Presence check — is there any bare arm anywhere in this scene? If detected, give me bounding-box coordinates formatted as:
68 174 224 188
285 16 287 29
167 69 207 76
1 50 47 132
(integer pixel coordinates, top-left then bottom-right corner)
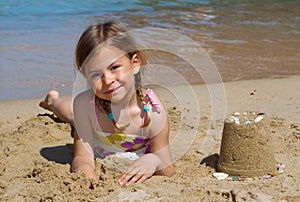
147 91 175 176
71 91 98 182
118 92 175 186
72 130 97 181
150 120 175 177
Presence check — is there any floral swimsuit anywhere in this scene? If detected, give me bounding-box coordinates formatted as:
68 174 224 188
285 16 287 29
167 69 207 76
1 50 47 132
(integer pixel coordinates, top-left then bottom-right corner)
92 89 160 159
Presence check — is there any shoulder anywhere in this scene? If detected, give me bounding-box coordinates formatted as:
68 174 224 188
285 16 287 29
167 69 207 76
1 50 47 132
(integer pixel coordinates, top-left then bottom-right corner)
73 89 95 117
72 90 95 135
73 89 94 108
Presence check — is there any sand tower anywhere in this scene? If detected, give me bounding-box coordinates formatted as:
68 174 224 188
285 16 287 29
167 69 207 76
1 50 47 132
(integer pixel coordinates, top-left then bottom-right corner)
217 112 276 177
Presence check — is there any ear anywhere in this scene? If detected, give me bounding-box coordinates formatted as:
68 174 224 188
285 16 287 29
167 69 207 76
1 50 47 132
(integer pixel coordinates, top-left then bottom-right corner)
131 53 141 74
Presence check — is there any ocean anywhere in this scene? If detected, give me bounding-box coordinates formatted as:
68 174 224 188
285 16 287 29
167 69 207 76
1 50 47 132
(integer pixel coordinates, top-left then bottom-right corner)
1 0 300 101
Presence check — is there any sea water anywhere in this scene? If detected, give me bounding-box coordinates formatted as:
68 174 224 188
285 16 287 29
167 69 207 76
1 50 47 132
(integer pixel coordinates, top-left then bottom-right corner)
1 0 300 100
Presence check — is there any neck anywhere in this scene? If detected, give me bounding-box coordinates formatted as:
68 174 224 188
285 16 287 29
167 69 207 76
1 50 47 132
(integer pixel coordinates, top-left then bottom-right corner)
111 88 138 116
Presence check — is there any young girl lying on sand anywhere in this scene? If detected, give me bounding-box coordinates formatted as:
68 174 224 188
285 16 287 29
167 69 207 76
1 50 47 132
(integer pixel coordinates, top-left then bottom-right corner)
40 20 175 188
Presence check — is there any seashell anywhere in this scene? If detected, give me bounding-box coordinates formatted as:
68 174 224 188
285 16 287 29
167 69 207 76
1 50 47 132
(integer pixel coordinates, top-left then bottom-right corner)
269 171 279 176
213 172 229 180
116 152 139 161
259 174 272 179
227 116 240 124
232 176 240 181
227 116 238 122
233 112 240 116
277 164 285 174
254 116 264 123
244 120 252 125
244 112 248 115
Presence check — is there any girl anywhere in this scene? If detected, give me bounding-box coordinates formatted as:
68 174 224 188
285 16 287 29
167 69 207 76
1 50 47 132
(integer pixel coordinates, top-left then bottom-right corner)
39 20 175 187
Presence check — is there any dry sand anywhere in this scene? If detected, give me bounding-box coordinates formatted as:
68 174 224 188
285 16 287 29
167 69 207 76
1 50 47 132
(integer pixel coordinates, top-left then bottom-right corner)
0 76 299 201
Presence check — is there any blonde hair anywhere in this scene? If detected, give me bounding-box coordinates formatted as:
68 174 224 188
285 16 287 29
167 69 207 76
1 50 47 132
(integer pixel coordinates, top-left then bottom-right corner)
75 20 150 129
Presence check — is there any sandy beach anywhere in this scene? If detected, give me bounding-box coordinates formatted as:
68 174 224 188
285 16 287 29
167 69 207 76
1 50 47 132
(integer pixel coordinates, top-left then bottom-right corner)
0 76 299 201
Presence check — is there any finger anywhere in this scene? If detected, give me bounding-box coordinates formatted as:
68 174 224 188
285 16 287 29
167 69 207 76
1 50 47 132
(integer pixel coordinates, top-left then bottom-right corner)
126 173 143 186
118 171 135 186
119 166 139 186
136 174 151 184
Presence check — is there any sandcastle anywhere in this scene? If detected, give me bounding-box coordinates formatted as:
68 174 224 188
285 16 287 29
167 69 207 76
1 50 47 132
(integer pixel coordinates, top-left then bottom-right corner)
217 111 276 177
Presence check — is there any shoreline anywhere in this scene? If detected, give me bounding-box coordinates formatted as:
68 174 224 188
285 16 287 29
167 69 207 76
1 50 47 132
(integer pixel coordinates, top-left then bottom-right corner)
1 75 299 122
1 70 300 102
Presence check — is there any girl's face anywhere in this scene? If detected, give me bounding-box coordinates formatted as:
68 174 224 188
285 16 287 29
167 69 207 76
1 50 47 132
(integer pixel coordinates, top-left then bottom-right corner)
84 46 140 103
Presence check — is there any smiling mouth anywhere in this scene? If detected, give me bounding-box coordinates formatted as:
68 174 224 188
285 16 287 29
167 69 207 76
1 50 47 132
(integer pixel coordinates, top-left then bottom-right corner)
106 86 121 94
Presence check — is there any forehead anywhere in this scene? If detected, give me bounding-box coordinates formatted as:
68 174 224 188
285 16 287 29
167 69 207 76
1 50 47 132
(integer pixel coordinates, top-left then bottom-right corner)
85 46 127 71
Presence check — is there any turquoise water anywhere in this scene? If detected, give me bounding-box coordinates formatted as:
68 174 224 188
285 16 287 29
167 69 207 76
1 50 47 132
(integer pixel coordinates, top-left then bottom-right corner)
1 0 300 100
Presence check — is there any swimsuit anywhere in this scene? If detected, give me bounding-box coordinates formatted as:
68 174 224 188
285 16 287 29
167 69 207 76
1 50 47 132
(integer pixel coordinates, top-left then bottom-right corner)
92 89 160 159
93 131 151 159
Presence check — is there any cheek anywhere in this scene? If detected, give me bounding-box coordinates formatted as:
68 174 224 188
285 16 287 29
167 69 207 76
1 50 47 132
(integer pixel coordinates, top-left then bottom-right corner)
91 80 103 94
119 70 134 82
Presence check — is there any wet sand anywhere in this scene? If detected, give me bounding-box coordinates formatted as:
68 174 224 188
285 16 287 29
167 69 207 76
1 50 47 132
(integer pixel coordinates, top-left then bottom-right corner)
0 76 299 201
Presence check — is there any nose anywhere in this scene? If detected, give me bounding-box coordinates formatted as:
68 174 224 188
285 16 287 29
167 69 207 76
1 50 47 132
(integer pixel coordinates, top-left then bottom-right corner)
102 70 115 85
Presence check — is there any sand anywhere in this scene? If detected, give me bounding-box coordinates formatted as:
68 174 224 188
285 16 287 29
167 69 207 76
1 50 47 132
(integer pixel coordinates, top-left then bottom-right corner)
0 76 299 201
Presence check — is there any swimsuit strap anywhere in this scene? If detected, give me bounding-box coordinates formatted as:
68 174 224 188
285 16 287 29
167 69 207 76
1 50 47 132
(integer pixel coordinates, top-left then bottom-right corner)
92 97 100 131
141 113 145 136
141 89 162 136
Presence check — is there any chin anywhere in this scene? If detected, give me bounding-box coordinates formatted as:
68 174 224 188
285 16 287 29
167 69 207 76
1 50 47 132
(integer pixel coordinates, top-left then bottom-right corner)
111 90 132 103
111 97 125 104
110 94 125 103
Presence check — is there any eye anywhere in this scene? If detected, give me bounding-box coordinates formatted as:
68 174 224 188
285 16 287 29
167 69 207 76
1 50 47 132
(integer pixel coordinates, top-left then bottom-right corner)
91 72 102 80
110 65 120 71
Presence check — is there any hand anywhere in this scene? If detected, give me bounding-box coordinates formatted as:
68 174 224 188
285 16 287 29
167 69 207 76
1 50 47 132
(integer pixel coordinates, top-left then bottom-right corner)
118 153 161 186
